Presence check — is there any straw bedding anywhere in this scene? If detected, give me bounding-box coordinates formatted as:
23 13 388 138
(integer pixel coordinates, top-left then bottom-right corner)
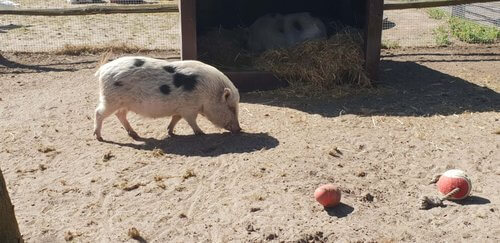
198 26 370 90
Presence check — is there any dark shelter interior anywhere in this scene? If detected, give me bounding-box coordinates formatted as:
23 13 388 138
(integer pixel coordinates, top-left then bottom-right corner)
196 0 367 36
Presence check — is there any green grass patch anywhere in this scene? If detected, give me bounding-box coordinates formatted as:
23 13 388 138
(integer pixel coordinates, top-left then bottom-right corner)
381 40 401 49
426 8 448 20
433 25 451 46
448 17 500 44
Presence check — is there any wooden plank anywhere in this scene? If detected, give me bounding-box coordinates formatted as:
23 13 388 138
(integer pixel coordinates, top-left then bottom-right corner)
384 0 498 10
179 0 197 60
0 4 178 16
225 71 288 93
364 0 384 81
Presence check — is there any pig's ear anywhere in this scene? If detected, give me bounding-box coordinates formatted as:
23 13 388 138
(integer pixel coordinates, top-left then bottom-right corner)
223 88 231 102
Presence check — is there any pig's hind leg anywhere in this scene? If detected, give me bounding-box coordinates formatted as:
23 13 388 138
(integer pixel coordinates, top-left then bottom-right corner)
167 115 182 136
115 109 140 140
94 102 120 141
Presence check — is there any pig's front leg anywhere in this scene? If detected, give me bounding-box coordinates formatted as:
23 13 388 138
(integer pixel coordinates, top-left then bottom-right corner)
183 113 204 135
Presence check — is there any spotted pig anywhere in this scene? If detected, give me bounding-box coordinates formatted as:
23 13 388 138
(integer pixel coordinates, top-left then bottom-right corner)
93 56 241 141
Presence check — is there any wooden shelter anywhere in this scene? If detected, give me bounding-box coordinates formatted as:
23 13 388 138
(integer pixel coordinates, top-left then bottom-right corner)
179 0 384 92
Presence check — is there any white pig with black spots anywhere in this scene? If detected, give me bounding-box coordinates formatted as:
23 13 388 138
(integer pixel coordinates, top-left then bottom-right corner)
93 56 241 141
248 12 327 52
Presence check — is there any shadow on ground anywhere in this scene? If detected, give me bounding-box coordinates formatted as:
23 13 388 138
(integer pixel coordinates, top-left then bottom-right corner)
241 59 500 117
0 24 30 33
103 132 279 157
0 54 78 73
1 51 498 117
0 53 180 74
383 52 500 62
456 195 491 206
382 19 396 30
324 203 355 218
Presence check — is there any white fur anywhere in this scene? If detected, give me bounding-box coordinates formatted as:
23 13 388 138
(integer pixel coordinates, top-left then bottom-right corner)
248 12 327 52
248 14 288 52
283 12 327 46
93 56 241 141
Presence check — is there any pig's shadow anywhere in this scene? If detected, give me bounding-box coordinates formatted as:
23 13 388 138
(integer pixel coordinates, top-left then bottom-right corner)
104 132 279 157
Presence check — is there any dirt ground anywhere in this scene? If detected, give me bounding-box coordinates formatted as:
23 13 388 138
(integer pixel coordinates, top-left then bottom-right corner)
0 0 180 52
0 45 499 242
2 2 497 53
382 8 444 47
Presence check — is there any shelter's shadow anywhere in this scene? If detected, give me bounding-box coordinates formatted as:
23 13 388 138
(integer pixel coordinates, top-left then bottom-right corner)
241 59 500 117
104 132 279 157
382 18 396 30
0 54 77 73
455 196 491 206
324 203 354 218
0 24 29 33
0 53 179 74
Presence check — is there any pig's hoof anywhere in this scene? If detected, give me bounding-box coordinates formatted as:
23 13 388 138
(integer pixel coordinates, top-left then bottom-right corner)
194 131 205 136
128 131 140 140
94 131 103 142
168 130 176 136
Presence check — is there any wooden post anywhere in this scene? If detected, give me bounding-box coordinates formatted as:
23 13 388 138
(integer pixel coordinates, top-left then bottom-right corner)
179 0 197 60
364 0 384 82
0 168 23 243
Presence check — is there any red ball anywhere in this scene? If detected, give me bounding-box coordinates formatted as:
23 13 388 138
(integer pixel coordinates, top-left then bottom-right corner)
314 184 341 207
437 169 472 200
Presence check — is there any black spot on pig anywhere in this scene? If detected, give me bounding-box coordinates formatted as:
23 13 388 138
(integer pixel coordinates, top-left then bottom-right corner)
293 21 303 31
134 59 145 67
173 73 197 91
114 81 123 87
163 65 176 73
159 85 171 95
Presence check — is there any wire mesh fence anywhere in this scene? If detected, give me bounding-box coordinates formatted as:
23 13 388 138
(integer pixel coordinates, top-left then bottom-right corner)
1 0 499 53
383 0 500 47
0 0 180 52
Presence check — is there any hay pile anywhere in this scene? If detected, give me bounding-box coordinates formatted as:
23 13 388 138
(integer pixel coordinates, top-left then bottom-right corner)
255 28 370 89
198 27 370 91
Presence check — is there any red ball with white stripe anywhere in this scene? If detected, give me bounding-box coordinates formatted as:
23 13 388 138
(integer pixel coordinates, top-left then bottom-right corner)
436 169 472 200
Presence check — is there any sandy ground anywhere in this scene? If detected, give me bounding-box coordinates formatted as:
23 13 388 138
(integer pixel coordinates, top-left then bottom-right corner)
3 1 498 53
382 2 500 47
3 0 176 9
382 8 444 47
0 45 499 242
0 0 180 52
